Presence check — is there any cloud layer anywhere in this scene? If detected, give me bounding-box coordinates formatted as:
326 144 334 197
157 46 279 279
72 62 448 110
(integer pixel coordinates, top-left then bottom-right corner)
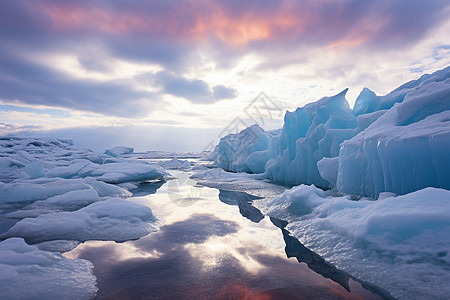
1 0 449 150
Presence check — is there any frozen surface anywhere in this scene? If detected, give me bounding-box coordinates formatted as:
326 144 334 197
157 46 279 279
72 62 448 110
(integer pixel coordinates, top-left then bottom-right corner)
0 136 164 248
191 168 285 200
159 157 192 170
256 185 450 300
2 198 160 244
0 238 96 300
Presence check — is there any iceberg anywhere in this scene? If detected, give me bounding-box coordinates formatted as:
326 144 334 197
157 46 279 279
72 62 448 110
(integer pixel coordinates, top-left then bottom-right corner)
214 124 279 173
0 238 97 300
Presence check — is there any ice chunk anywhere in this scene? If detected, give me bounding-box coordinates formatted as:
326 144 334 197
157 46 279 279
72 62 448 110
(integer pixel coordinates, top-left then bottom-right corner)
160 157 192 170
0 238 96 300
257 185 450 300
0 178 130 204
215 124 279 173
45 160 91 179
316 157 339 187
35 240 81 253
78 162 168 184
23 161 45 179
104 146 134 157
191 168 285 199
2 199 160 243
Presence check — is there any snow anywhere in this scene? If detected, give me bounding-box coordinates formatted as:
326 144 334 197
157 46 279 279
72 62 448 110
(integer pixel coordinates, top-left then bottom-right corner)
0 238 96 300
0 136 170 298
2 199 160 244
256 185 450 300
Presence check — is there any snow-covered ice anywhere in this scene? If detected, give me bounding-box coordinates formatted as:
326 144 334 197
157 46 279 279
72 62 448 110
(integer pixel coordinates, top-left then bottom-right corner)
2 199 160 244
0 238 96 300
256 185 450 300
0 137 170 299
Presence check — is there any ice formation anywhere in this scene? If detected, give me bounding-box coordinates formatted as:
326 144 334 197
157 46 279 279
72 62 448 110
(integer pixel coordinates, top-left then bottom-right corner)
209 66 450 198
3 199 160 244
336 67 450 197
0 137 170 299
256 185 450 300
0 238 97 300
104 146 134 157
214 124 280 173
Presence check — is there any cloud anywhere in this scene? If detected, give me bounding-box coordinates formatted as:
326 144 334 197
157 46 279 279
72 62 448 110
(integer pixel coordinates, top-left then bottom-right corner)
0 49 157 117
213 85 237 100
0 0 448 127
152 71 237 103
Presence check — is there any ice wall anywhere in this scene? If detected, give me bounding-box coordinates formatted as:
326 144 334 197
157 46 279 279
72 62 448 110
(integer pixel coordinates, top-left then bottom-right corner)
336 67 450 197
213 66 450 197
264 89 358 187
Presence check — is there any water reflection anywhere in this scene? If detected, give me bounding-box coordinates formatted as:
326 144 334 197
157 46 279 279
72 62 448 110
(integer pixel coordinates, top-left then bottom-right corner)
270 217 351 291
218 190 264 223
130 180 165 197
64 170 390 300
270 217 394 299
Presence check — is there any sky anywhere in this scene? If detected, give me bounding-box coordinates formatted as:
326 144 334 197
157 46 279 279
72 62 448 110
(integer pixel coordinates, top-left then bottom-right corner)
1 0 450 152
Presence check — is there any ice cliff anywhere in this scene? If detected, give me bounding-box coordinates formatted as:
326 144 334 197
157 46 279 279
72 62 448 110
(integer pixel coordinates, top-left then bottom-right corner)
211 66 450 198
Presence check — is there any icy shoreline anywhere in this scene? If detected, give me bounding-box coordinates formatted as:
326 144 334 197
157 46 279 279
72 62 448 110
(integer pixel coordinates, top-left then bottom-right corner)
0 138 171 299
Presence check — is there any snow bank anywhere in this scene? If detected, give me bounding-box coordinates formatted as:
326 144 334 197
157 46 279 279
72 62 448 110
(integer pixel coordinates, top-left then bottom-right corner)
256 185 450 300
2 199 160 244
0 238 96 300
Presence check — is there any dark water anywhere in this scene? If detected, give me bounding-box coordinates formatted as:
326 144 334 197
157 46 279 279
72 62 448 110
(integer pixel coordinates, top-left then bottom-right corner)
65 170 392 300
